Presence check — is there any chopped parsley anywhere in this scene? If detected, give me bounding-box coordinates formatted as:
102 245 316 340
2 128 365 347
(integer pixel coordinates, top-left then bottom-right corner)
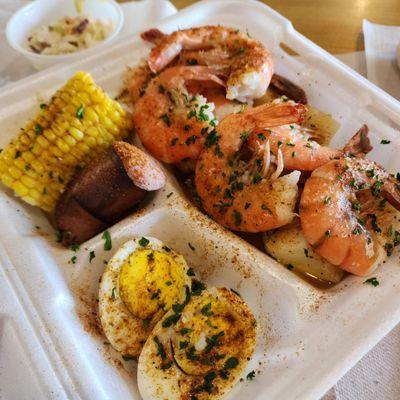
111 287 116 299
205 331 224 352
139 237 150 247
384 243 394 256
158 84 165 94
364 277 379 287
244 202 251 210
70 243 80 252
35 124 43 135
102 230 112 251
161 361 173 370
186 346 200 361
154 336 166 359
201 302 213 317
76 104 84 119
70 255 77 264
257 133 266 141
261 204 272 214
55 230 63 243
247 370 256 380
366 169 375 178
371 180 383 197
224 357 239 369
180 340 189 349
205 130 219 148
380 139 391 144
166 192 173 199
325 230 331 237
233 210 242 226
191 280 206 296
240 131 250 141
324 196 331 205
252 171 262 184
162 312 181 328
185 135 197 145
160 113 171 126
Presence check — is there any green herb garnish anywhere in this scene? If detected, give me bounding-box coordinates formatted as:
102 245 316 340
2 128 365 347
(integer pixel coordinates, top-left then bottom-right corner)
76 105 84 119
102 230 112 251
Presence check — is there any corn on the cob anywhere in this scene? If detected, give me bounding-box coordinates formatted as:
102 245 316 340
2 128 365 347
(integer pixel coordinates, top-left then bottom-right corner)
0 71 133 212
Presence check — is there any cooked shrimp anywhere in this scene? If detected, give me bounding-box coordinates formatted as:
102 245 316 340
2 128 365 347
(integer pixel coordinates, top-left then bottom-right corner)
248 123 372 171
195 102 306 232
299 157 400 276
133 66 225 164
141 26 274 103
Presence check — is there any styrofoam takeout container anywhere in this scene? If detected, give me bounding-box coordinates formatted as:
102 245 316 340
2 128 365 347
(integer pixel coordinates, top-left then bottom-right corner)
1 0 400 399
6 0 123 70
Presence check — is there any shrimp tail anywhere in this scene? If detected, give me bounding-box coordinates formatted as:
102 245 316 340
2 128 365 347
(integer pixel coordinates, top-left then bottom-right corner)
270 74 308 104
250 103 307 128
343 124 372 156
184 66 227 87
141 28 166 44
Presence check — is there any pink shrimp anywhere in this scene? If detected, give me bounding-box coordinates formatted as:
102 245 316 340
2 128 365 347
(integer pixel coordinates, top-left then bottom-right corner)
247 123 372 171
132 66 225 164
141 26 274 103
299 157 400 276
195 102 307 232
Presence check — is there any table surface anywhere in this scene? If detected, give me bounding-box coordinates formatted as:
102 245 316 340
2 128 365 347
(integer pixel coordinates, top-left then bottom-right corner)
168 0 400 54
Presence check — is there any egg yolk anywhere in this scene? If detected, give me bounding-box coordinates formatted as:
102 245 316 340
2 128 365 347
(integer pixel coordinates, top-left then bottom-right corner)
172 294 243 376
119 249 186 320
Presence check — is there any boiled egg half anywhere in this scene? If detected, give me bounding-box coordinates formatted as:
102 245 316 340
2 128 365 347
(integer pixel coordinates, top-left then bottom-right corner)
138 287 257 399
98 236 192 358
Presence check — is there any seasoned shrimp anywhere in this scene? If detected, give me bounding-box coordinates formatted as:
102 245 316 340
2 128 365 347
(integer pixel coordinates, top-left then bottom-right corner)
248 123 371 171
299 157 400 276
195 102 306 232
141 26 274 103
133 66 225 164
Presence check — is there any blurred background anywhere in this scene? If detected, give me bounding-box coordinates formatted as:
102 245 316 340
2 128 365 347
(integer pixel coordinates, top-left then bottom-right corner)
151 0 400 53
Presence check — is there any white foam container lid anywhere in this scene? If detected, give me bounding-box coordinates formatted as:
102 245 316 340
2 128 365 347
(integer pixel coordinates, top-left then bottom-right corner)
1 0 400 399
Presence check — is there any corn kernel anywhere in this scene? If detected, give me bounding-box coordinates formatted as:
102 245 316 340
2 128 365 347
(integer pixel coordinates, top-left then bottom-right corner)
9 166 22 179
12 181 29 197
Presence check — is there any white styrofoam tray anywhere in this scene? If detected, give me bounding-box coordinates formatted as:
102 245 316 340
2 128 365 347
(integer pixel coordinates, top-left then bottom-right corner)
1 0 400 399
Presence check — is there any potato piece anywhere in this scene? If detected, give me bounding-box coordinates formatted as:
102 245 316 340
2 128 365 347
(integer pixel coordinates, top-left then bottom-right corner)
302 105 340 146
263 219 344 283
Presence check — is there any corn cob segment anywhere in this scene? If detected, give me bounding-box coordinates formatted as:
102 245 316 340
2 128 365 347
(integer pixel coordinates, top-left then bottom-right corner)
0 71 133 212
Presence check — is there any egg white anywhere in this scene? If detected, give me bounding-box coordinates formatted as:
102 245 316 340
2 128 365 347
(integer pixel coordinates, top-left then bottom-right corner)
98 236 191 358
138 287 257 400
